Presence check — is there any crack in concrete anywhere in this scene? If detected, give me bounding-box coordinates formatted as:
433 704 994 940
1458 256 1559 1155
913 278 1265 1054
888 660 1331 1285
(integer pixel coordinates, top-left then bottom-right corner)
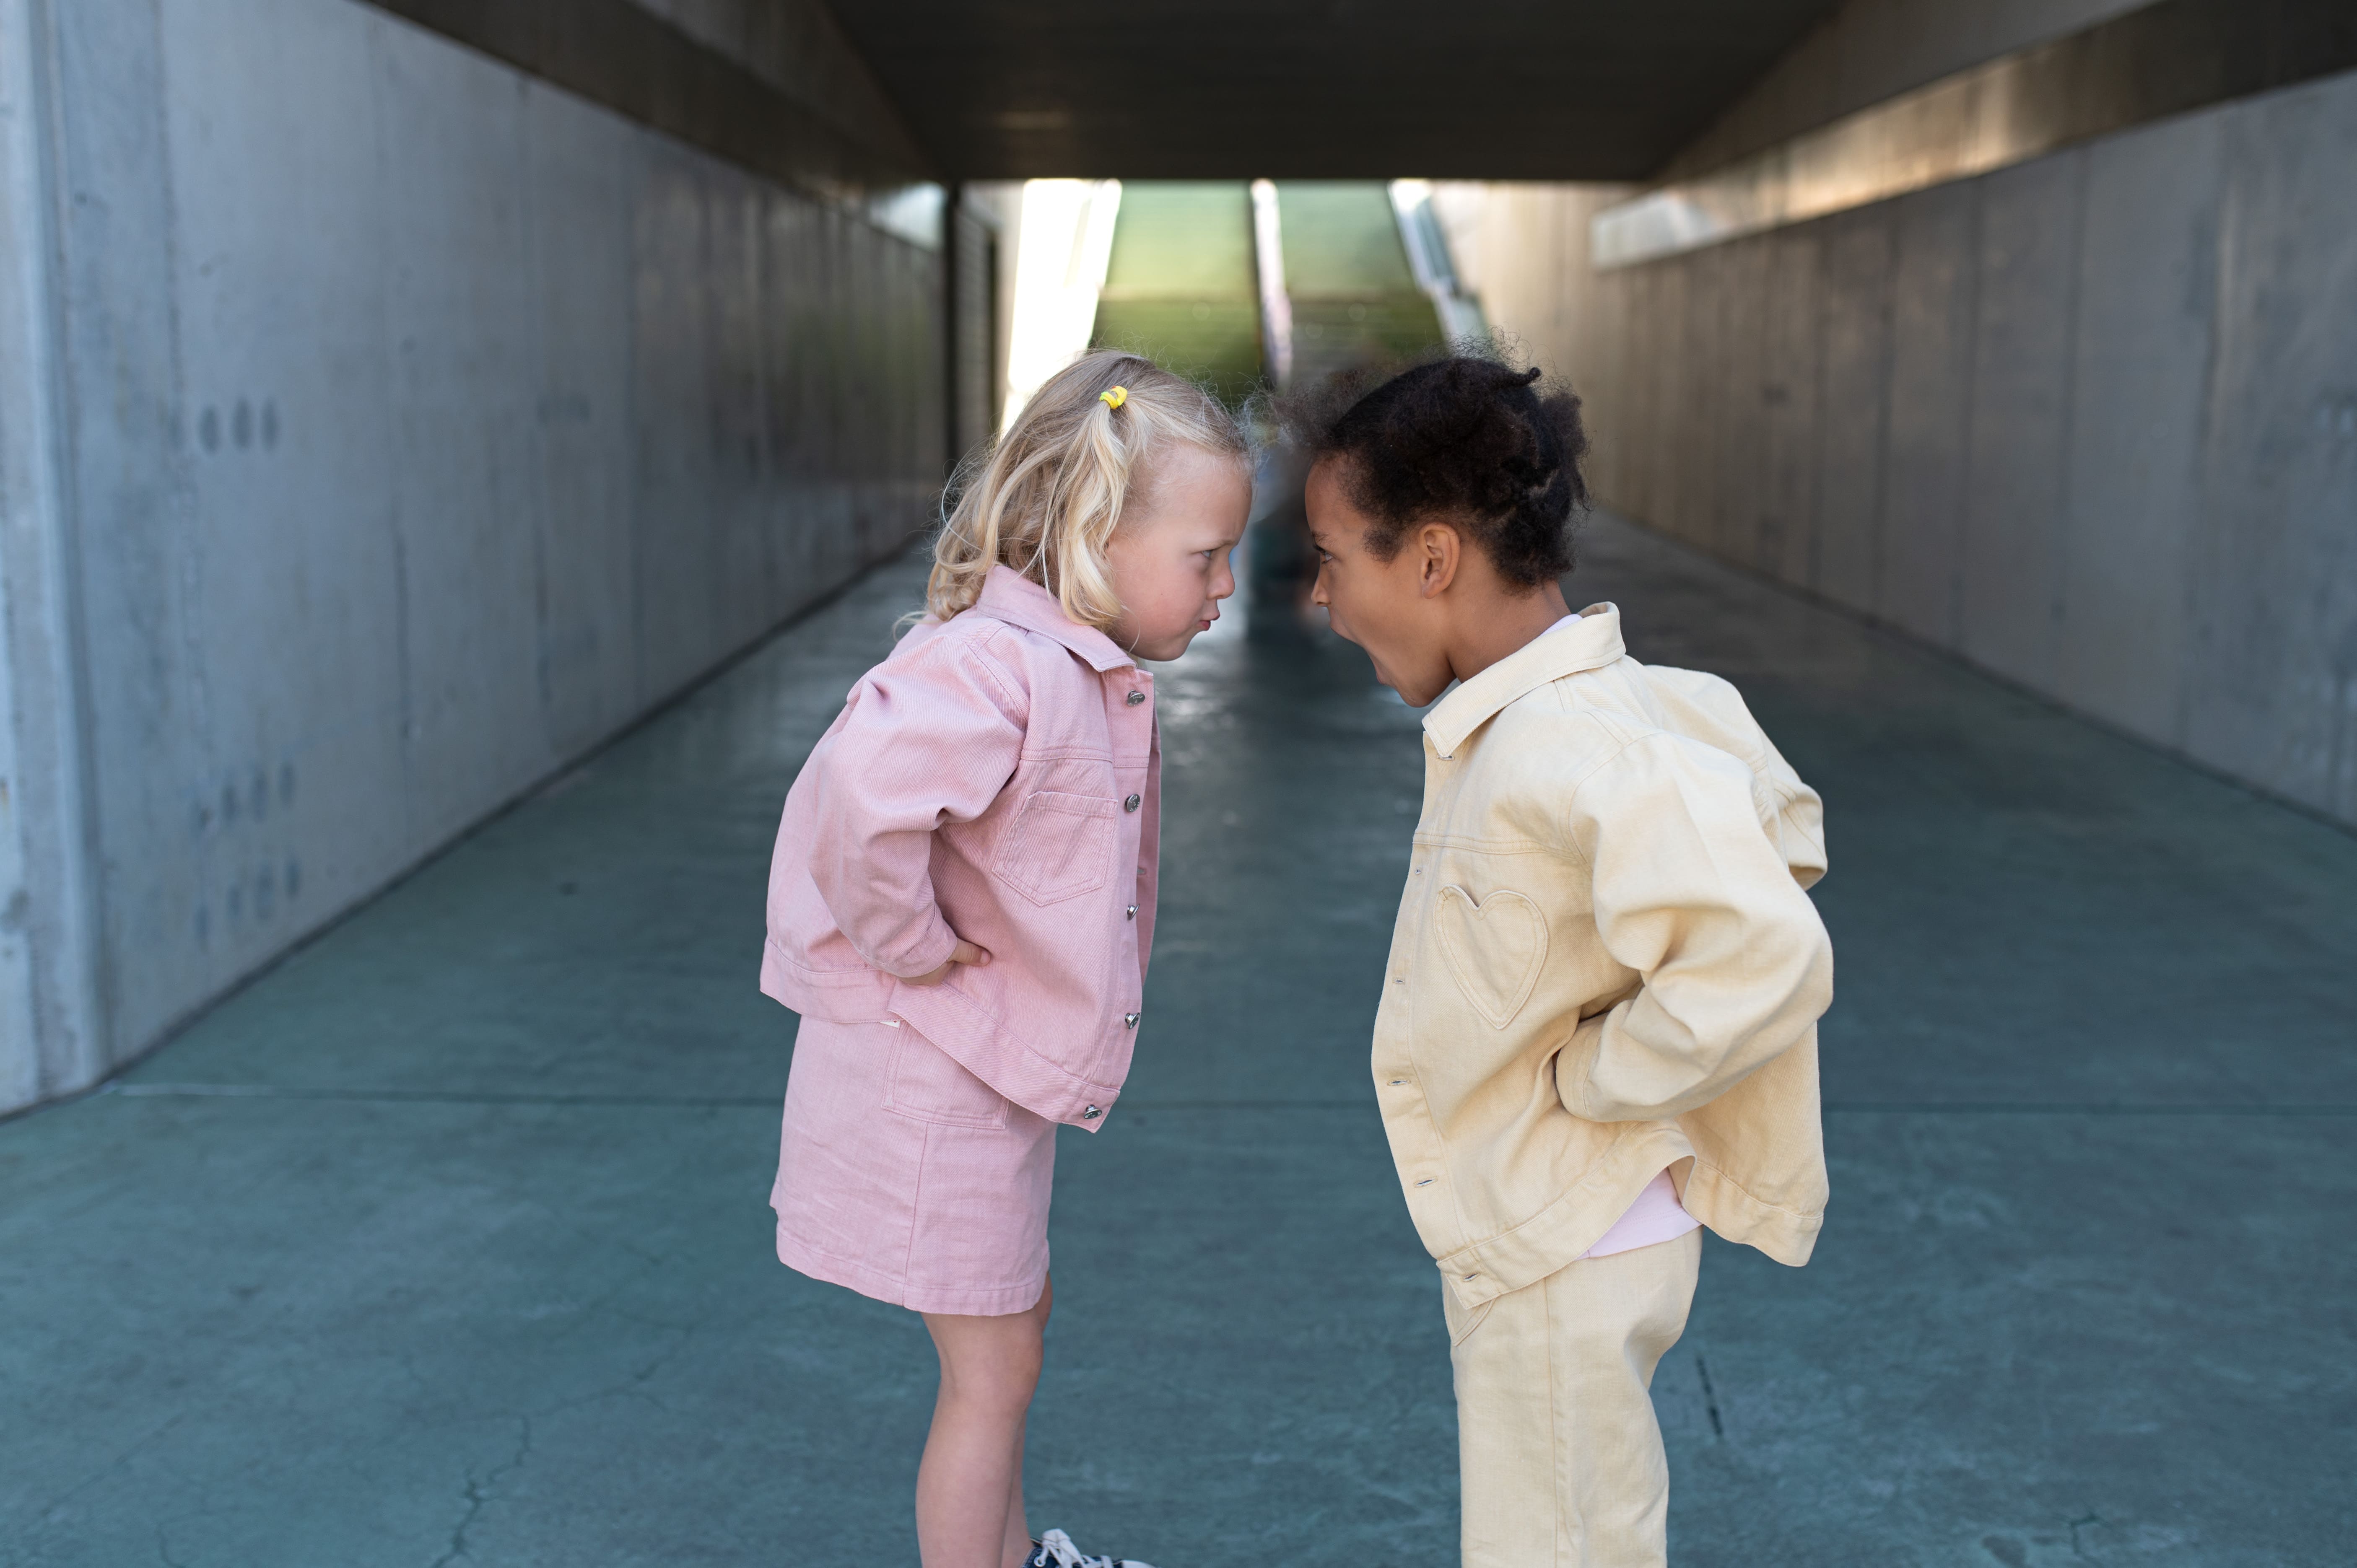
538 1325 697 1424
29 1412 189 1532
1693 1354 1725 1441
427 1415 532 1568
540 1251 674 1348
623 1325 694 1392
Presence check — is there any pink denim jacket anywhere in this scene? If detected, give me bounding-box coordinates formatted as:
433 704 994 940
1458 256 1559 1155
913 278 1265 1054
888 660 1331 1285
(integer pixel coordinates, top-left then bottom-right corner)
760 565 1160 1130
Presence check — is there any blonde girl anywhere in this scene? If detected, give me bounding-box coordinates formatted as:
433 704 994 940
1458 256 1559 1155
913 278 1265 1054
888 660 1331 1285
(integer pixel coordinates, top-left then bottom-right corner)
759 352 1253 1568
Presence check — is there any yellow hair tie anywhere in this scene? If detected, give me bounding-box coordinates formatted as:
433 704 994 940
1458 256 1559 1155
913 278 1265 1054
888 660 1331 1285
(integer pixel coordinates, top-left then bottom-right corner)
1100 386 1128 410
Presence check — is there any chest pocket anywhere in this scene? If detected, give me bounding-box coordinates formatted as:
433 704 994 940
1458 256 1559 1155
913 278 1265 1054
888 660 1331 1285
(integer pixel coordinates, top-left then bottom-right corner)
992 790 1118 905
1434 885 1550 1029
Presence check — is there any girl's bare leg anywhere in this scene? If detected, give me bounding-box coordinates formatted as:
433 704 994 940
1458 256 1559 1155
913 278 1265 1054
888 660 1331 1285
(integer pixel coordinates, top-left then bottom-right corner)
1001 1411 1032 1568
918 1277 1053 1568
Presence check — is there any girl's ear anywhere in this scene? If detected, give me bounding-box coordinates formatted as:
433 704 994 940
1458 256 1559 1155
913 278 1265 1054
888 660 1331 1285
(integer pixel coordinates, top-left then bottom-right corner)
1417 521 1461 600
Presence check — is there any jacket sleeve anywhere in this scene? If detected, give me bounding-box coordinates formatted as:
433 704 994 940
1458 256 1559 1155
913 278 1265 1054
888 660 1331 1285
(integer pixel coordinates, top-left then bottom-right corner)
1552 731 1834 1123
806 634 1026 980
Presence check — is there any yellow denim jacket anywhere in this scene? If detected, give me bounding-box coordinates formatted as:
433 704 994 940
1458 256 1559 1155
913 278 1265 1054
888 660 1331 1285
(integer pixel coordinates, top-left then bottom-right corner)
1373 606 1833 1313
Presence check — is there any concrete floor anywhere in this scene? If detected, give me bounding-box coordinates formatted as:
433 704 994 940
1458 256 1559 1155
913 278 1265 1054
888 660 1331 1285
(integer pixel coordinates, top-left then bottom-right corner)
4 512 2353 1567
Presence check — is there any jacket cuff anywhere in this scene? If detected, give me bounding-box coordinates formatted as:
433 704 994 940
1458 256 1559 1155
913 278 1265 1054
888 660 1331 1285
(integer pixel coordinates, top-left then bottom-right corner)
1553 1012 1616 1121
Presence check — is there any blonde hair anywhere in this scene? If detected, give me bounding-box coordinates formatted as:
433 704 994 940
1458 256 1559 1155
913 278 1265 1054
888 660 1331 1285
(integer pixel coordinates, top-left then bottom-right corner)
928 351 1248 627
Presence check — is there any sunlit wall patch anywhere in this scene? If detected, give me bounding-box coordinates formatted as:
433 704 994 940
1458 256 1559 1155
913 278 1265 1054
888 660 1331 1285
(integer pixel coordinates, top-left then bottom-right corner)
1594 0 2357 269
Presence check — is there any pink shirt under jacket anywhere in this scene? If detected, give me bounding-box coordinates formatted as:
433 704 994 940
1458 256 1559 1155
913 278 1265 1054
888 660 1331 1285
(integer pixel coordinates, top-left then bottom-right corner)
761 565 1160 1131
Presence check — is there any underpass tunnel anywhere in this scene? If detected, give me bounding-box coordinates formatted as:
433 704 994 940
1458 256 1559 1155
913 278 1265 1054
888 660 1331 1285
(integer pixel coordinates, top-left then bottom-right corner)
1088 183 1268 407
2 0 2354 1562
1061 176 1470 601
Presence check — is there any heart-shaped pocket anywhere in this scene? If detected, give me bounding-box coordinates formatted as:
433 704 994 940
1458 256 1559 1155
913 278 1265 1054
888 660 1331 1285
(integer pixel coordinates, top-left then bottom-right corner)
1433 886 1549 1030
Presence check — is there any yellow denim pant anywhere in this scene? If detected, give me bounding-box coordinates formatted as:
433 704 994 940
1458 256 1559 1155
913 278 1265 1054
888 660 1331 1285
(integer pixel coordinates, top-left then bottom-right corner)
1443 1231 1703 1568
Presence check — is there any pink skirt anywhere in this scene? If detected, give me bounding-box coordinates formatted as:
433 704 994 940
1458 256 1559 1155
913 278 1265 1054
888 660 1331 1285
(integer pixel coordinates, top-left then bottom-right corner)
771 1016 1056 1317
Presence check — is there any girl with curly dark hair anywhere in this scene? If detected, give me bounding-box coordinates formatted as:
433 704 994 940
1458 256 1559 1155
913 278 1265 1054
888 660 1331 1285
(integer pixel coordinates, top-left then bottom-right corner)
1290 353 1835 1568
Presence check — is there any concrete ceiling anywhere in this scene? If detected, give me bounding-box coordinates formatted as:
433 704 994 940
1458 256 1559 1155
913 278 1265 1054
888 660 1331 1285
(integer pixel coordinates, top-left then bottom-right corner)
822 0 1843 181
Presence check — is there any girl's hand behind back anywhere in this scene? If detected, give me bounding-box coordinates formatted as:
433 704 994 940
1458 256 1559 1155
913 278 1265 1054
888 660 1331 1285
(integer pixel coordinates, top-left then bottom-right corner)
904 938 992 987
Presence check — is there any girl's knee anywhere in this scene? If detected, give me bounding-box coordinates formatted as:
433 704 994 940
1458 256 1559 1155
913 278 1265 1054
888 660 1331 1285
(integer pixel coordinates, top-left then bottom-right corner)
929 1309 1046 1410
938 1357 1041 1419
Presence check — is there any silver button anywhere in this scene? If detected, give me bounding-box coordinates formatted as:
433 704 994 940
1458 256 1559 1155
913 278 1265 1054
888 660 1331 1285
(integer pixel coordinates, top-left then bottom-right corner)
1082 1105 1102 1120
1126 905 1137 920
1389 1079 1407 1086
1125 689 1146 706
1124 1011 1140 1028
1412 868 1422 876
1124 793 1141 812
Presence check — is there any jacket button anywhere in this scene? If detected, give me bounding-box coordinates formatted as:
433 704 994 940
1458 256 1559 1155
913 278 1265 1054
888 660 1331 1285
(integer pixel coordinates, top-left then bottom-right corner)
1082 1105 1102 1120
1124 1012 1140 1028
1125 689 1146 706
1126 905 1137 920
1124 793 1141 812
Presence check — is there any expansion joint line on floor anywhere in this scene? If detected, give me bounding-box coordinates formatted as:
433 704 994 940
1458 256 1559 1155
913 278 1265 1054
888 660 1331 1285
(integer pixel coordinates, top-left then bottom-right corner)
1819 1101 2357 1116
95 1084 2357 1116
106 1083 775 1109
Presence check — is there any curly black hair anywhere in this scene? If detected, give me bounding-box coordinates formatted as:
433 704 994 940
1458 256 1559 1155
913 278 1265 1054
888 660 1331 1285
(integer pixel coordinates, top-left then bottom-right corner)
1277 352 1591 588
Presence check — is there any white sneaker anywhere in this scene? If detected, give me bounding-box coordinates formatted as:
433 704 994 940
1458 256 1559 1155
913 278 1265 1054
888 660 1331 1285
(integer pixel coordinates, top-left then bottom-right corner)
1025 1527 1157 1568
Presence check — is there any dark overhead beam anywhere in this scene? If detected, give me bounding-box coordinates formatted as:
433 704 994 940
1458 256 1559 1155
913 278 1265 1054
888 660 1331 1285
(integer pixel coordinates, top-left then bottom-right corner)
362 0 934 197
820 1 1843 181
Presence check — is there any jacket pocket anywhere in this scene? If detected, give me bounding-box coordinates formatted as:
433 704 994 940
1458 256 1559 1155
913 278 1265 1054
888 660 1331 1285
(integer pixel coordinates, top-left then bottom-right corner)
1434 885 1550 1029
883 1026 1010 1130
992 790 1117 906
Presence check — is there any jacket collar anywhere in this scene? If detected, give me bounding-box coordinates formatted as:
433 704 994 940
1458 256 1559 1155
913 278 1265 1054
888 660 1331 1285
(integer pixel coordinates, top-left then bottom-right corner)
1423 604 1626 759
967 563 1135 673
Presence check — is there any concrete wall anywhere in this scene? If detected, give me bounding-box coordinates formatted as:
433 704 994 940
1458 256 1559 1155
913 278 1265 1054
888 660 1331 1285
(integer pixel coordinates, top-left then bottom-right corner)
0 0 942 1113
1661 0 2155 179
1463 65 2357 829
